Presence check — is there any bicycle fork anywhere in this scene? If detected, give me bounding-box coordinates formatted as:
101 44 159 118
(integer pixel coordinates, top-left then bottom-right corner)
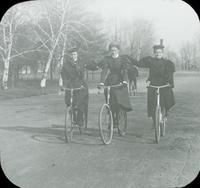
107 87 110 106
156 88 162 122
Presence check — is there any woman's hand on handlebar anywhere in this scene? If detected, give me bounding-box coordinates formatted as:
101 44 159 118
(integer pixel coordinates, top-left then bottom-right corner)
97 82 104 89
122 81 128 87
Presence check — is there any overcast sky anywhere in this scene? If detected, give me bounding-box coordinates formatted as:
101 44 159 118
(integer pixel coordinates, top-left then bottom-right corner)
88 0 200 52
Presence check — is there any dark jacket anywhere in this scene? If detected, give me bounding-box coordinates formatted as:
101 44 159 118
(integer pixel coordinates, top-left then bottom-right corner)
99 55 132 112
61 56 88 113
132 56 175 117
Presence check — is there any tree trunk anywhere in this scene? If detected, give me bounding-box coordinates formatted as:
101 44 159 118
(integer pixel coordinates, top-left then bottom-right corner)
11 66 15 89
50 61 53 80
2 58 10 89
40 52 53 88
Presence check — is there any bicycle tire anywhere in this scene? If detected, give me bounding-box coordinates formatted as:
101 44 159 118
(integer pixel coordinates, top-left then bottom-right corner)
117 109 127 136
64 108 73 143
84 110 88 129
98 104 113 145
155 106 161 143
160 117 166 137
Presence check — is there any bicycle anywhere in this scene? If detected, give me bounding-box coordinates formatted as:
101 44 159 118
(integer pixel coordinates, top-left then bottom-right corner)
63 86 87 143
98 83 127 145
147 84 170 143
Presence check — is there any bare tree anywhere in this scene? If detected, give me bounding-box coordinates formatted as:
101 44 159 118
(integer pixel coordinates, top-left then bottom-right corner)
32 0 69 89
32 0 97 89
0 2 43 89
179 42 198 70
120 18 156 58
165 47 181 70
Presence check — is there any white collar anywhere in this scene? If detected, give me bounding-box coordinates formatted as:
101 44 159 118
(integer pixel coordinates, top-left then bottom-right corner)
112 54 119 59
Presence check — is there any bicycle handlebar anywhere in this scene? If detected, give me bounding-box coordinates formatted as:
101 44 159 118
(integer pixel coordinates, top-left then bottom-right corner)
62 86 85 91
99 83 123 89
147 84 170 89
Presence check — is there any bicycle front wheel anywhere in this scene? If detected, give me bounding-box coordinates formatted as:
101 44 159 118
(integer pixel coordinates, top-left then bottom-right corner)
154 106 161 143
160 109 166 137
117 109 127 136
98 104 113 145
64 107 73 143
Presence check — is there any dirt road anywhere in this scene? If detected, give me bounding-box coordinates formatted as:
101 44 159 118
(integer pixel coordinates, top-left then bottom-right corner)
0 71 200 188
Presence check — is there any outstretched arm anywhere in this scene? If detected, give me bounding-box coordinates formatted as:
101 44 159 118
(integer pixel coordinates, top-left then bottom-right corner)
84 63 99 71
165 61 175 88
131 56 152 68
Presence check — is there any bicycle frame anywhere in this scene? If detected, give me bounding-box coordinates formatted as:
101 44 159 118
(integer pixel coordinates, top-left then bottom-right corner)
99 84 123 106
63 86 85 128
63 86 85 142
63 86 84 108
148 84 170 143
148 84 170 108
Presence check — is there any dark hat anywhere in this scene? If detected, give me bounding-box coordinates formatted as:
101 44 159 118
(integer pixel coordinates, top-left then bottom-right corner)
108 41 120 50
68 46 79 53
153 39 164 52
153 44 164 51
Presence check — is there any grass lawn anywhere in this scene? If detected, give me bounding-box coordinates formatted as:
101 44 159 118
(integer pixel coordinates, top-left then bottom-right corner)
0 71 149 100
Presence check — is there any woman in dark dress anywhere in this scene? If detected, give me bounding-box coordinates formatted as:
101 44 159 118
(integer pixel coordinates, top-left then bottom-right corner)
98 42 132 132
61 47 88 127
132 40 175 125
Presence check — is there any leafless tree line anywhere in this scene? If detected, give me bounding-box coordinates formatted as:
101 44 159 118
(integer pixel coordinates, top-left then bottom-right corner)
0 0 199 90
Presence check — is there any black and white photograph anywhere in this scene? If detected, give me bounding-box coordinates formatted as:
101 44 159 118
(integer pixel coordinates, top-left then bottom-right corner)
0 0 200 187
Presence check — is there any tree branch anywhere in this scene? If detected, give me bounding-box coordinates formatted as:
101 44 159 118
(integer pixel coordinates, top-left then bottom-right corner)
34 30 51 52
10 49 44 60
68 25 90 50
67 21 92 34
35 22 52 41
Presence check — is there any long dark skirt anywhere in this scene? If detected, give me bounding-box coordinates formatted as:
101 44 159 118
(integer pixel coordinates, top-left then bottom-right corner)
147 87 175 117
65 88 89 113
104 86 132 112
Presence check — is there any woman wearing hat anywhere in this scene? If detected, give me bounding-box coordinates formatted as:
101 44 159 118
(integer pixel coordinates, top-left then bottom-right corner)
98 42 132 134
131 39 175 125
61 47 88 128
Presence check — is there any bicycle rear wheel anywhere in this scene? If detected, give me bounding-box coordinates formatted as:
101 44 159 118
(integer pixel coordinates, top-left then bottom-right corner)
160 120 166 137
117 109 127 136
83 109 88 129
154 106 161 143
98 104 113 145
64 108 73 143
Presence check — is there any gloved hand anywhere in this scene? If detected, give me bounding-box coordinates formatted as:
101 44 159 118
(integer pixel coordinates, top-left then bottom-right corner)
122 81 128 87
97 82 104 89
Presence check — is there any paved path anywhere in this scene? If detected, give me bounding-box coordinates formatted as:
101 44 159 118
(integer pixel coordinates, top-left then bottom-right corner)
0 71 200 188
